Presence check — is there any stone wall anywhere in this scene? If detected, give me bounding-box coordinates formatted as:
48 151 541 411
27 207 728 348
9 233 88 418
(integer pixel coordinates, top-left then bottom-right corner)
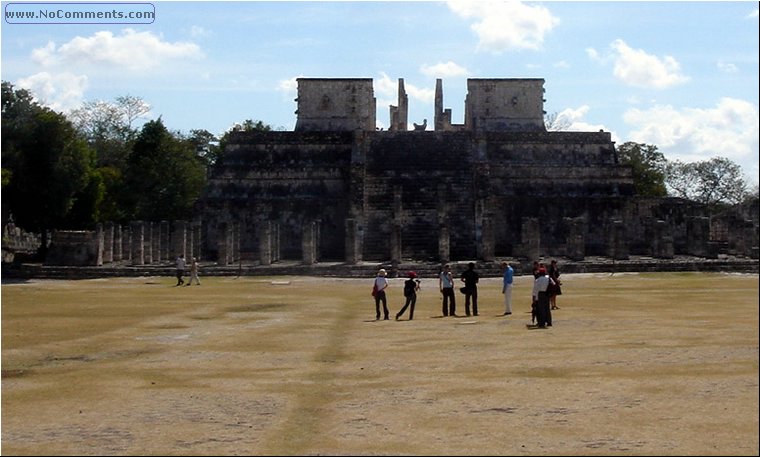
202 131 355 261
465 79 546 132
294 78 376 132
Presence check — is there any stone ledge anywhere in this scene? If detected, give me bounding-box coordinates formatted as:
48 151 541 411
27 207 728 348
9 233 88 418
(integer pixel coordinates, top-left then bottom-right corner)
2 255 757 280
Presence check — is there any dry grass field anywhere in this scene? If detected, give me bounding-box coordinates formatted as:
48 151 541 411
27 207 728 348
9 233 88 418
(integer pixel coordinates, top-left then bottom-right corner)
1 271 758 456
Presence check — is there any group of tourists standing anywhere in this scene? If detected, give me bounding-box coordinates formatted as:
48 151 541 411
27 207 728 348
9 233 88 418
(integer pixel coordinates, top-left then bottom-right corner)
371 260 561 328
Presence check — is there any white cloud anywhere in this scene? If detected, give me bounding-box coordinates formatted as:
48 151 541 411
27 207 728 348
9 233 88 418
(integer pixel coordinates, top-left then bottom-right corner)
376 72 434 104
717 61 739 74
553 105 618 140
609 39 690 89
623 98 759 182
277 76 299 94
190 25 211 38
585 47 602 63
447 0 559 53
16 71 89 112
31 29 203 71
420 61 469 78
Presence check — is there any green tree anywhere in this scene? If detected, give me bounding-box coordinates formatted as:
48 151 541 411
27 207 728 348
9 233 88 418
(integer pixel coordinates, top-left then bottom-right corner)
666 157 748 207
1 82 98 249
69 95 152 224
616 142 668 197
125 118 206 221
215 119 273 166
186 128 219 167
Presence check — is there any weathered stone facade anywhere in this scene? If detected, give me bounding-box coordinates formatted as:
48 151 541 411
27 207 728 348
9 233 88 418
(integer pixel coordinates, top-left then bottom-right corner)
195 77 757 265
14 77 754 273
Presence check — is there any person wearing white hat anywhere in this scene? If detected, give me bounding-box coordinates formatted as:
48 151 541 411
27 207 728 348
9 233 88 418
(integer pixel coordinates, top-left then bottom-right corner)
372 268 390 320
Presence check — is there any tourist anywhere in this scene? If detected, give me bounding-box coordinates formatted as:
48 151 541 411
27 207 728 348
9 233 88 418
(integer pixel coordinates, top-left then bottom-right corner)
532 260 541 278
501 261 513 316
460 262 480 316
175 254 186 286
532 267 555 328
548 259 562 309
396 271 421 320
439 264 456 316
372 268 390 320
187 257 201 286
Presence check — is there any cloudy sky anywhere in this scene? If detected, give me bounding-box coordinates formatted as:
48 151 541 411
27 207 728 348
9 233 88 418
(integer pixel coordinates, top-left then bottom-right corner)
2 1 758 185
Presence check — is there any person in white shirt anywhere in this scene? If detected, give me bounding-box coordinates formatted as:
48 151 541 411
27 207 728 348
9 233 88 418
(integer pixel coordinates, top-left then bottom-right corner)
439 264 456 317
373 268 390 320
531 267 555 328
175 254 186 286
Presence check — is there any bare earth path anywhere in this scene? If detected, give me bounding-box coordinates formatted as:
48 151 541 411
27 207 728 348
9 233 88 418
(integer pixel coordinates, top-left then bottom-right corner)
2 272 758 455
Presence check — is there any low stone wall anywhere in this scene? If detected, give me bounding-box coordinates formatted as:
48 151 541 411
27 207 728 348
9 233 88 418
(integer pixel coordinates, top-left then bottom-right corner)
3 256 757 280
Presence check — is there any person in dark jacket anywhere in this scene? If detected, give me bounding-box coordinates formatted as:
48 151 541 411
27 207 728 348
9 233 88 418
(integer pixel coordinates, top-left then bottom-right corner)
460 262 480 316
396 271 421 320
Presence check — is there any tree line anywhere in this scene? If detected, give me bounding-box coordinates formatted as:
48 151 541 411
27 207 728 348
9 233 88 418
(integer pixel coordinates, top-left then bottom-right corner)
1 81 270 253
2 82 756 256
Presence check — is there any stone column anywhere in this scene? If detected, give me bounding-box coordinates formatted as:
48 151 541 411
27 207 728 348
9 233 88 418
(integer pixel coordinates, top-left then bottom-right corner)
437 184 449 263
160 221 170 261
130 221 144 265
438 224 450 263
172 220 187 259
94 223 104 266
113 223 123 262
607 219 629 260
521 217 540 261
122 225 131 262
345 218 360 264
193 221 202 261
390 224 402 263
686 216 709 257
217 222 230 265
185 224 194 260
272 222 281 263
103 221 114 264
302 221 316 265
479 216 495 262
143 222 153 264
231 222 239 262
152 221 161 263
259 221 272 266
739 219 756 257
652 220 674 259
565 217 586 261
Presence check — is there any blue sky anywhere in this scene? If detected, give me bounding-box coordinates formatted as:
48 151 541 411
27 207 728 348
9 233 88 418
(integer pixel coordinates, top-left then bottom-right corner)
2 1 759 185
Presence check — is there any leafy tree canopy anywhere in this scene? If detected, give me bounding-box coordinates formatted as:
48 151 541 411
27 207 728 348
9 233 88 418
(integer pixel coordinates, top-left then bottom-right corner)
125 118 206 221
616 141 668 197
666 156 748 208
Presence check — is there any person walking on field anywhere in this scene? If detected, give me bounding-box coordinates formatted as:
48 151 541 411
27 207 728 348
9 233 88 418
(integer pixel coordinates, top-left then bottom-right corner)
439 264 456 317
175 254 186 286
187 257 201 286
396 271 421 320
372 268 390 320
460 262 480 316
501 261 514 316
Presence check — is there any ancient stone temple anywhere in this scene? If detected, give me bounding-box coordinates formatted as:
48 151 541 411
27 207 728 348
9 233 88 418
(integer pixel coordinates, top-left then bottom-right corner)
197 77 756 265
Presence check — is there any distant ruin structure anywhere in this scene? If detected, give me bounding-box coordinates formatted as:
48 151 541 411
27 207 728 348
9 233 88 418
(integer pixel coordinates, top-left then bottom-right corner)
195 77 757 264
8 76 754 274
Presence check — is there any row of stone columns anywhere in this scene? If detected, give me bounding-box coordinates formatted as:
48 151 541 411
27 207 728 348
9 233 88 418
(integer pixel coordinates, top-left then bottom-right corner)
95 220 201 266
213 214 747 267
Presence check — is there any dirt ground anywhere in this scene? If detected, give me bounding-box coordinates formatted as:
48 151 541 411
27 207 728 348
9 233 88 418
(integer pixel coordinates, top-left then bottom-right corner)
1 272 758 456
